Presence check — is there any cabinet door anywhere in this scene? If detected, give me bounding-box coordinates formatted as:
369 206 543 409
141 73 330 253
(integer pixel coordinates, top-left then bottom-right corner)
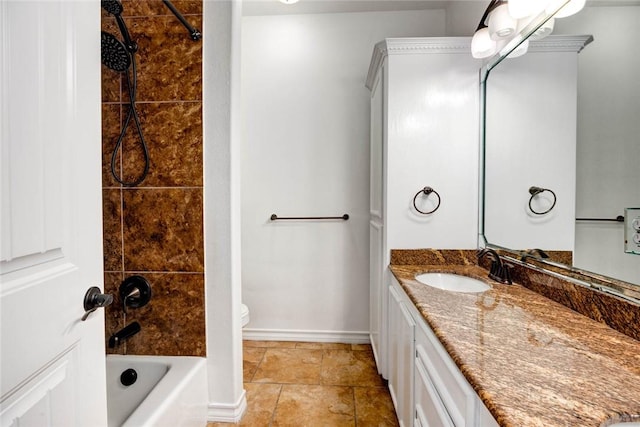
388 286 401 411
415 345 454 427
388 284 415 427
370 69 383 221
397 302 415 427
369 221 383 372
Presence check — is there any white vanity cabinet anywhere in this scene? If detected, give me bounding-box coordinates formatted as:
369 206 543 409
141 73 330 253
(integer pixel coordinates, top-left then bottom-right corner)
388 285 416 427
389 277 499 427
366 38 480 379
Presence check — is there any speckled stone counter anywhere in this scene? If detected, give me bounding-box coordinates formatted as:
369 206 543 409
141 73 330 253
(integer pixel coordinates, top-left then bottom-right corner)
390 262 640 427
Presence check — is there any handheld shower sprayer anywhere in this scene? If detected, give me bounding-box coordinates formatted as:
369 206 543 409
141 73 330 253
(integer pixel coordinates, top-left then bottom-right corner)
101 0 137 53
100 0 201 187
101 0 149 187
101 32 130 73
101 0 123 15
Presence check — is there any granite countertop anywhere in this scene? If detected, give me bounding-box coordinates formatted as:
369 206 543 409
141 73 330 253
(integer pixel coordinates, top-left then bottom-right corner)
390 264 640 427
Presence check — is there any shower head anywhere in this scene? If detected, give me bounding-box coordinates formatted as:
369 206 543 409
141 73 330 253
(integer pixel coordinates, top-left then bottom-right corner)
101 31 131 72
101 0 124 16
101 0 137 53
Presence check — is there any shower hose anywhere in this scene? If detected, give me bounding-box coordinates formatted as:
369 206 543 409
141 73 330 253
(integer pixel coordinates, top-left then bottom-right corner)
110 53 150 187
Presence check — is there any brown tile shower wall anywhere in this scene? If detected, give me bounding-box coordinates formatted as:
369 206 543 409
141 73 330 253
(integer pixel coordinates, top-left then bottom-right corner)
101 0 205 356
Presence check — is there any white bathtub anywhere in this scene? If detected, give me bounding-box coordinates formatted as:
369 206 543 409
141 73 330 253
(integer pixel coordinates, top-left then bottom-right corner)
106 355 207 427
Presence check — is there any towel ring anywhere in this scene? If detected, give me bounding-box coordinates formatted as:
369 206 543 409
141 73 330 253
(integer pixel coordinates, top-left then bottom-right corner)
413 186 441 215
528 186 556 215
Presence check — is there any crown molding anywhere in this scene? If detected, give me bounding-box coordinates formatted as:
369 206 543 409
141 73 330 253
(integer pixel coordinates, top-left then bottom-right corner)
366 35 594 90
366 37 472 90
528 34 594 53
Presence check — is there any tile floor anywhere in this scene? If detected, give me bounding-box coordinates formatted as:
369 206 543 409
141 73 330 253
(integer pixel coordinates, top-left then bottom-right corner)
207 341 399 427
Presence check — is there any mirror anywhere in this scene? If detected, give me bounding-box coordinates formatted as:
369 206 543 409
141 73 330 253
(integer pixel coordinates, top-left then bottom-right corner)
481 2 640 298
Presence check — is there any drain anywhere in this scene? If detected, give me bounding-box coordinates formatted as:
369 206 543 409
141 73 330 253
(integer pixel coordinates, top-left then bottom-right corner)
120 368 138 386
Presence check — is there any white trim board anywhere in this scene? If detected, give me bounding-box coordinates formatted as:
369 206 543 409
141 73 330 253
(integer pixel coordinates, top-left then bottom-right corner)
242 329 371 344
207 390 247 423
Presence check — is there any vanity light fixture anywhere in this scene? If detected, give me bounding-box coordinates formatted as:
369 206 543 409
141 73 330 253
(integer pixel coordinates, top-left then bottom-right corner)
546 0 586 18
529 18 555 40
471 26 498 59
471 0 500 59
507 0 545 19
471 0 584 59
489 2 518 40
506 39 529 58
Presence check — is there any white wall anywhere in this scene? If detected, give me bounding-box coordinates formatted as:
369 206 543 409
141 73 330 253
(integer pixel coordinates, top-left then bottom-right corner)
555 6 640 284
240 10 446 339
204 0 246 421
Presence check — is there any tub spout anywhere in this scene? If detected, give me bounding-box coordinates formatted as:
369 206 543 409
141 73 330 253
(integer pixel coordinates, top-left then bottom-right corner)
109 321 141 348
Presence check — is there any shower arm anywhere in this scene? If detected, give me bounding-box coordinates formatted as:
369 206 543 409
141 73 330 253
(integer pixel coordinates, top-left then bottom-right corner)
162 0 202 41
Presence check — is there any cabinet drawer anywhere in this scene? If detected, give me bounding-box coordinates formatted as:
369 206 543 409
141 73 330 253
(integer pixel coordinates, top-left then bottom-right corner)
415 349 455 427
415 321 476 427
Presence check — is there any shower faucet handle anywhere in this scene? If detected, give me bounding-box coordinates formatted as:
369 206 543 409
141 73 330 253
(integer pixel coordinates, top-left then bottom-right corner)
82 286 114 321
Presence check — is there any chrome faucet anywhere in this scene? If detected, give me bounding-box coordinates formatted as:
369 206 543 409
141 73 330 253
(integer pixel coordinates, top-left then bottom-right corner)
520 248 549 262
477 248 512 285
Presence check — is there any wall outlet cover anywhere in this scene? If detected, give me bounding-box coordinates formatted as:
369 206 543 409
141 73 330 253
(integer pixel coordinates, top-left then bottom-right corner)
624 208 640 255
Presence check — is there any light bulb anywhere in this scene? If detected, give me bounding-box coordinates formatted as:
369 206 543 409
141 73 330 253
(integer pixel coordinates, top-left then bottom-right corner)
508 0 545 19
488 4 518 40
471 27 498 59
546 0 586 18
507 39 529 58
516 15 555 41
530 18 555 40
279 0 300 4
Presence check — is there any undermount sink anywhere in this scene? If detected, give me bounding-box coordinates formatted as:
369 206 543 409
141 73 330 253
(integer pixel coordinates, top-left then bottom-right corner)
415 273 490 293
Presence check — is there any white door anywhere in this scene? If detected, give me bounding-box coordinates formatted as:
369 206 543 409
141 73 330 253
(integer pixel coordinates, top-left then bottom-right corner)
0 1 107 426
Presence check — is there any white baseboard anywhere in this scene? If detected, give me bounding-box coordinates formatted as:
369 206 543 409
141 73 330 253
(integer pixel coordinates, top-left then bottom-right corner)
242 328 371 344
207 390 247 423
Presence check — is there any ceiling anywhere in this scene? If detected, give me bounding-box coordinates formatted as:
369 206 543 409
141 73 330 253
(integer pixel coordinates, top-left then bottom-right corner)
242 0 640 16
242 0 453 16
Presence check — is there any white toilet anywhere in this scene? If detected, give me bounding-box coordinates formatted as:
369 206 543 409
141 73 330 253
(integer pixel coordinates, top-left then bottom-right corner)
241 303 250 327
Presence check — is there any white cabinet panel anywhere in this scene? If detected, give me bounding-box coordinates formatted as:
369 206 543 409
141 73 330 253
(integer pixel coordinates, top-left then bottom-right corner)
388 285 402 411
369 220 383 370
390 276 499 427
367 39 479 383
415 320 475 427
397 302 415 427
388 284 415 427
415 350 454 427
370 70 384 220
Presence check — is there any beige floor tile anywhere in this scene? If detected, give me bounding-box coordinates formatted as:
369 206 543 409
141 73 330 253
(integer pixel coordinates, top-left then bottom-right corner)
354 387 399 427
321 349 384 387
220 342 396 426
252 348 323 384
295 342 352 350
273 384 355 427
244 347 267 382
239 383 282 426
351 343 373 352
244 340 298 349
